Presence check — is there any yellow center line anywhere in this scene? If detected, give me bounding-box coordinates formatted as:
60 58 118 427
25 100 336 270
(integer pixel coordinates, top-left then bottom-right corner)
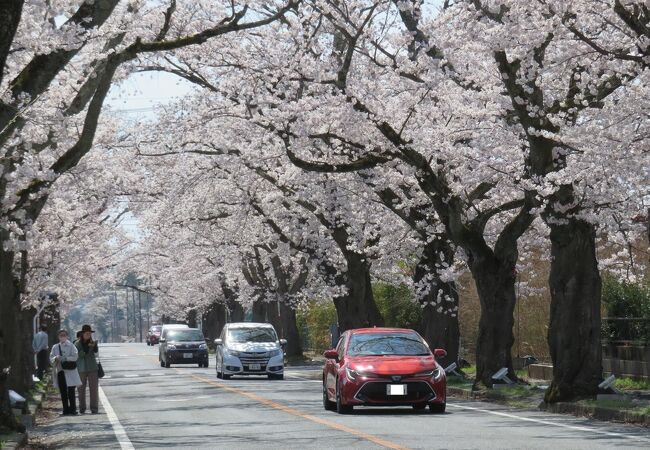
188 374 410 450
123 347 410 449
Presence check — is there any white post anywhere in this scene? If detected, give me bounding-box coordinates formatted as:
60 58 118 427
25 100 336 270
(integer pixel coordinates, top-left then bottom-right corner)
33 297 50 368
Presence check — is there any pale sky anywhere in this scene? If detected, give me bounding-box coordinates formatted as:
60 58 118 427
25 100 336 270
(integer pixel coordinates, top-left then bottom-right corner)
107 0 445 116
106 71 196 118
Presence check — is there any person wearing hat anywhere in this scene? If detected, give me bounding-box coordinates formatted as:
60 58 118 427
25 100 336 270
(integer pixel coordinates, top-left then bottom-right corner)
74 324 100 414
50 329 81 415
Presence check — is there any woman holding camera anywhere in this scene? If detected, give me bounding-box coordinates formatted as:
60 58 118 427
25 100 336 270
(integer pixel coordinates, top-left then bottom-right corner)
75 324 100 414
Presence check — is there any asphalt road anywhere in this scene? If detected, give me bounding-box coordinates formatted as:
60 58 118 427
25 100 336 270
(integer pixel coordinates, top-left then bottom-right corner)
37 343 650 449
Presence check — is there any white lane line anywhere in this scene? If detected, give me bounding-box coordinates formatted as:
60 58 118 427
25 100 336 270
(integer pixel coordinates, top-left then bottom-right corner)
449 403 650 443
285 375 321 383
154 395 212 402
98 385 135 450
123 374 139 378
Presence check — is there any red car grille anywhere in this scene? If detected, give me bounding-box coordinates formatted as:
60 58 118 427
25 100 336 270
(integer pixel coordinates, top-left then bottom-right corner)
355 381 435 403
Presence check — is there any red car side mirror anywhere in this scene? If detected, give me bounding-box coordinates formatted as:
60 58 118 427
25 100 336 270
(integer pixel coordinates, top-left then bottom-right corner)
323 349 338 360
434 348 447 359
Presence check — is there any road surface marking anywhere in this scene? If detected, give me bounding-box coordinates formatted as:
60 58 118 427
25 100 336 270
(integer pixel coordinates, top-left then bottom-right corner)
189 374 409 450
99 385 135 450
285 375 321 383
154 395 212 402
448 403 650 443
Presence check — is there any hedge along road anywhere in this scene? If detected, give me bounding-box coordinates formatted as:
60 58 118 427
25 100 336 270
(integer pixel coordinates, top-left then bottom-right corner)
54 343 650 450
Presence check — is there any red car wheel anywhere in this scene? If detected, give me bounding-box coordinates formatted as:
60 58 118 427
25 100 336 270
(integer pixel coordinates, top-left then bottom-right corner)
429 402 446 414
336 378 353 414
323 380 335 411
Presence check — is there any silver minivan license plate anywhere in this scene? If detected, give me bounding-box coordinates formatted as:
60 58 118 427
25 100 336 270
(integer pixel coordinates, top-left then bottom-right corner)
249 363 261 370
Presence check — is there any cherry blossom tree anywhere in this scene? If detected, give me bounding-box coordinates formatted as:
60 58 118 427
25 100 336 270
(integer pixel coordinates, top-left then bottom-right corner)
233 0 647 395
241 0 534 388
0 0 298 429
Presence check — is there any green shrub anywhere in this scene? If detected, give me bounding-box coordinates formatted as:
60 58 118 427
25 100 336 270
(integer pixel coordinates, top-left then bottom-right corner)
614 377 650 391
297 300 337 353
373 282 422 330
297 282 422 352
602 276 650 342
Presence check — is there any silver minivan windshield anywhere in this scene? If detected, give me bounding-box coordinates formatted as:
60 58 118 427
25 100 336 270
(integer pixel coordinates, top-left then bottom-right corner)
228 327 277 343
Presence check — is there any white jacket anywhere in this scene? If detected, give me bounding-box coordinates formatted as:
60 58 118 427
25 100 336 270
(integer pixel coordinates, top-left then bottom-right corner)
50 340 82 388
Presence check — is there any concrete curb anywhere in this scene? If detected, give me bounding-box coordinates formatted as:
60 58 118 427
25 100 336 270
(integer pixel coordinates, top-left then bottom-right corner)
0 432 27 450
2 381 50 449
448 385 650 426
542 401 650 426
447 386 481 400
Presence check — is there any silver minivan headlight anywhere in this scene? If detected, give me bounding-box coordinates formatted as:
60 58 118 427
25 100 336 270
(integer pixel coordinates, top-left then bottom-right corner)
269 349 282 357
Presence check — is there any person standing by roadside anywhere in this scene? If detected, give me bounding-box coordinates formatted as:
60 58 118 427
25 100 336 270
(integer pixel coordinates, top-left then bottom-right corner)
75 324 100 414
32 325 49 380
50 329 81 415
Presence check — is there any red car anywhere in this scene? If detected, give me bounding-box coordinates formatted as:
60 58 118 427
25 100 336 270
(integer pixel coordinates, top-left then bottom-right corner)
147 325 162 346
322 328 447 414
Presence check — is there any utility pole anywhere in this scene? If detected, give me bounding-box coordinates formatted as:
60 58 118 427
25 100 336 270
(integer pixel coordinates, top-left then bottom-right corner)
132 288 137 340
125 287 130 338
138 290 143 342
112 291 117 342
146 291 151 330
108 295 113 343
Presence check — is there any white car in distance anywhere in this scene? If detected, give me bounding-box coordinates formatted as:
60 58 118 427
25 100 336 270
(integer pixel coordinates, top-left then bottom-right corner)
215 322 286 380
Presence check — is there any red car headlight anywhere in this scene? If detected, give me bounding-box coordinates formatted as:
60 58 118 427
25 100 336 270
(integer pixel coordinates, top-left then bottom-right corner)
346 367 360 381
416 368 444 381
346 367 377 380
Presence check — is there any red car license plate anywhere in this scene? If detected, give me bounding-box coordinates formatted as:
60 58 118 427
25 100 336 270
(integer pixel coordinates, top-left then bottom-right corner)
387 384 407 396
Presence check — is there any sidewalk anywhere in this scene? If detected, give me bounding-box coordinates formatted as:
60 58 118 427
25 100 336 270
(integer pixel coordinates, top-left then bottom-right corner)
20 391 117 449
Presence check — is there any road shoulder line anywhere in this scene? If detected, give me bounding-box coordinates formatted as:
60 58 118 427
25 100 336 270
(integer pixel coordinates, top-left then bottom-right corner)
99 385 135 450
449 403 650 444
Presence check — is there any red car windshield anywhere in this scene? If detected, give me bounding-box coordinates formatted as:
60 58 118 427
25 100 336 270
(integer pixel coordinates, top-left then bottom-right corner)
347 333 430 357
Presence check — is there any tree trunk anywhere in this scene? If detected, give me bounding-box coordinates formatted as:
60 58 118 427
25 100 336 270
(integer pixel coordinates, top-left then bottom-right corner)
186 309 198 328
0 1 24 87
333 252 384 332
544 218 602 403
469 255 518 388
43 294 61 345
202 301 226 343
228 300 244 323
8 308 35 396
415 238 460 368
252 299 269 323
0 231 23 431
278 301 302 357
252 298 302 357
421 302 459 369
220 282 244 324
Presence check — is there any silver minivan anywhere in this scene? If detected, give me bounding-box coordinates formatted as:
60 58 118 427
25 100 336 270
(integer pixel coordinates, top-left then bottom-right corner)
215 322 286 380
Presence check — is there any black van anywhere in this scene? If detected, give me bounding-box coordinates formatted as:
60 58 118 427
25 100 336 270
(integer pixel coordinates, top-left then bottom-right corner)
159 327 209 368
